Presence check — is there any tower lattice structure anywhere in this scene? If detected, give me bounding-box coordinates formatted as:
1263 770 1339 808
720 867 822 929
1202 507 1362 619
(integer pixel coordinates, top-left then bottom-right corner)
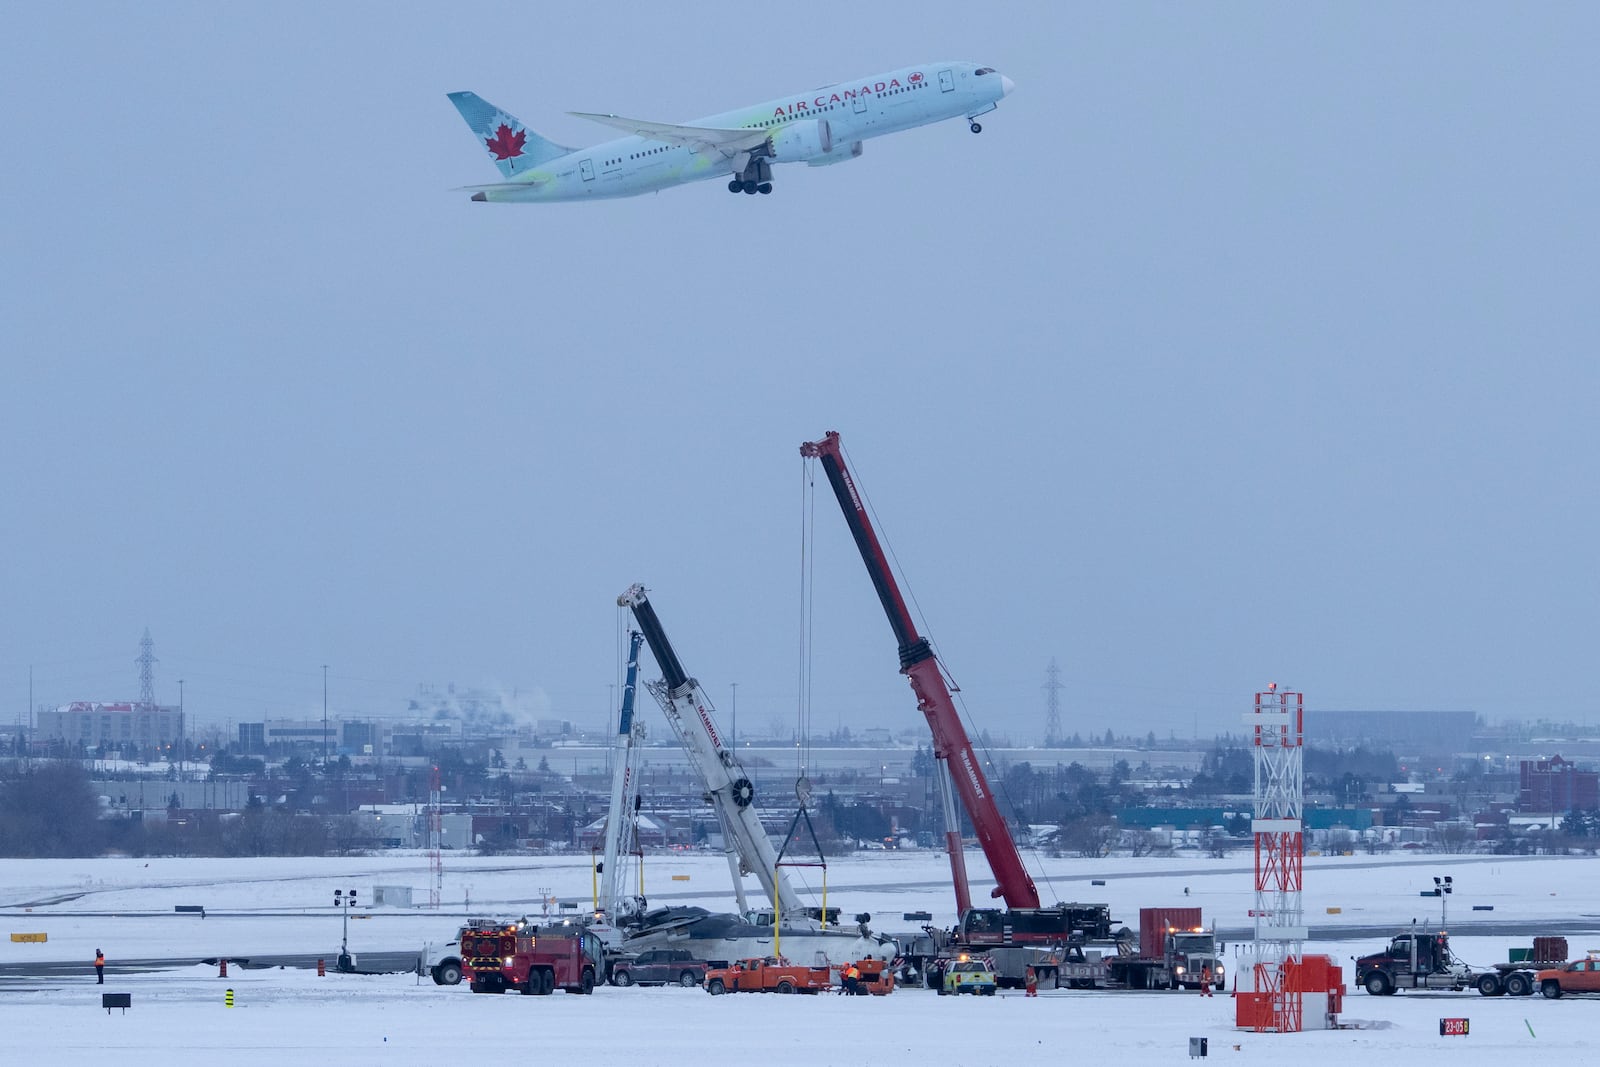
138 629 157 709
428 764 443 908
1042 658 1063 746
1246 685 1305 1032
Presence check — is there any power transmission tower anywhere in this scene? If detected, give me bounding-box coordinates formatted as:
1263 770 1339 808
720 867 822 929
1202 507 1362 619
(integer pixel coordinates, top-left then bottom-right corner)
1042 658 1064 746
138 629 157 709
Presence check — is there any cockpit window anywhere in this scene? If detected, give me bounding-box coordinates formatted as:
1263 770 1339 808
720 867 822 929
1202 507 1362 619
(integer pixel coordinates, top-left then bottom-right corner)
974 67 994 76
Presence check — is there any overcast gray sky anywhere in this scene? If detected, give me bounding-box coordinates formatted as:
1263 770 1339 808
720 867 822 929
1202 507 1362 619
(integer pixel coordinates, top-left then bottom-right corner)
3 3 1596 746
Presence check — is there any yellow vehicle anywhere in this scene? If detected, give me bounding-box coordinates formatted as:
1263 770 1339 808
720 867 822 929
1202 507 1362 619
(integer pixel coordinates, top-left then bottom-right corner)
942 959 997 996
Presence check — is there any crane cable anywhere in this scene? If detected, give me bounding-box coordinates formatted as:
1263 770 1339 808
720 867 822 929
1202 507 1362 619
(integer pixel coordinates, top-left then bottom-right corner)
797 456 816 783
842 440 1062 906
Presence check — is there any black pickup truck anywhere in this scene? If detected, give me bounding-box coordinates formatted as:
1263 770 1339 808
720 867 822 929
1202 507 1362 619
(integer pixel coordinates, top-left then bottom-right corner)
611 948 709 988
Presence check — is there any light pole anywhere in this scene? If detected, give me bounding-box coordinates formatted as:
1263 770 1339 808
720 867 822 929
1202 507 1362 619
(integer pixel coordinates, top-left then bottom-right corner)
730 682 738 751
321 665 329 766
177 679 185 781
1430 875 1453 927
334 887 358 971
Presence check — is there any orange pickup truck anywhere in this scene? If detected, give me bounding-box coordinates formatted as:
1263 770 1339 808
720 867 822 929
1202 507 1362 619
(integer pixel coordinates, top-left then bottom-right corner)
704 956 833 995
1538 957 1600 998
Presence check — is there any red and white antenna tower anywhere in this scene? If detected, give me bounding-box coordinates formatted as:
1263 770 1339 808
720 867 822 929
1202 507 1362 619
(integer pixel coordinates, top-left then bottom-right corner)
428 764 443 909
1244 684 1305 1032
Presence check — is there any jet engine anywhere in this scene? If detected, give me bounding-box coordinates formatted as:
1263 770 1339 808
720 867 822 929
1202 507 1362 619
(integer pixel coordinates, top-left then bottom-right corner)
769 118 833 162
807 141 864 167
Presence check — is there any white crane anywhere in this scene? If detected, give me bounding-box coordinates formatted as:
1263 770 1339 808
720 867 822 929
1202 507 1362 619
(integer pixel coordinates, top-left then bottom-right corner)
598 630 648 925
617 583 804 917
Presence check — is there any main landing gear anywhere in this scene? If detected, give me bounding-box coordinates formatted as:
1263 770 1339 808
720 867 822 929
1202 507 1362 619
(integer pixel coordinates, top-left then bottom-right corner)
728 157 773 195
969 121 982 133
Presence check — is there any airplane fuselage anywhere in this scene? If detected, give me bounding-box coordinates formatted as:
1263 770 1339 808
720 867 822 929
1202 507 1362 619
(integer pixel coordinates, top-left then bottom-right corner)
476 62 1009 202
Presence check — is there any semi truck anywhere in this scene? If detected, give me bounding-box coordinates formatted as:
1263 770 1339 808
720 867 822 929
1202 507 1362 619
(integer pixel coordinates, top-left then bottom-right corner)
1354 928 1476 995
423 930 465 985
1056 907 1224 991
1357 929 1571 997
460 919 604 995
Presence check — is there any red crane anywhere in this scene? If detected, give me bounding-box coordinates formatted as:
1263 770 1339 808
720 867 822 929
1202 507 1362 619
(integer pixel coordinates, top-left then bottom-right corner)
800 431 1040 912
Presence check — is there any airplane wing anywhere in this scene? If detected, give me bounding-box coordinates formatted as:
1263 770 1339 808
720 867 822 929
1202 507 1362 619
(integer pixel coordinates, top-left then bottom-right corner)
569 112 770 158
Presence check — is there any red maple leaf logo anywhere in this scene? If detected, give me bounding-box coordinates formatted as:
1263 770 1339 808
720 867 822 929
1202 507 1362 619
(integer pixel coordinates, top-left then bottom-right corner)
485 123 526 161
909 72 923 83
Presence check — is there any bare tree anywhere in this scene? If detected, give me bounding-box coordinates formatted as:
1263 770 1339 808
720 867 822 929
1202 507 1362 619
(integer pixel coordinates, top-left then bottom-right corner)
1059 815 1116 858
1324 828 1356 855
0 761 104 857
1435 821 1476 854
1121 829 1158 857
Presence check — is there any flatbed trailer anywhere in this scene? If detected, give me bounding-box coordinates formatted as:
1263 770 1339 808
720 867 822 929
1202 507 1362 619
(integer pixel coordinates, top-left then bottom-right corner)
1477 937 1571 997
1057 946 1177 990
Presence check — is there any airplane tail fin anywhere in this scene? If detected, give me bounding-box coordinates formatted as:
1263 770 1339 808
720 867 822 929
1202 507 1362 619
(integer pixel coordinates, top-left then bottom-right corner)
447 91 575 177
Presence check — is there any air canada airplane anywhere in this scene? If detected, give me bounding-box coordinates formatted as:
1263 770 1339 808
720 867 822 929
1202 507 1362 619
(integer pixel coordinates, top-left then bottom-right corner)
448 62 1013 202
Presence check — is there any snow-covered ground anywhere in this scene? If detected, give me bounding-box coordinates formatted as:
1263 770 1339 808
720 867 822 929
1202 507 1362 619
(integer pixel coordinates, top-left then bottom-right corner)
2 850 1598 1065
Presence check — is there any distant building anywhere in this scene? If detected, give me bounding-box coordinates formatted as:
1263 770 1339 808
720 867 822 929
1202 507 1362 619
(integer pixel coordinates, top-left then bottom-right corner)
389 722 460 757
238 722 265 753
341 720 384 754
264 719 337 752
1518 755 1599 814
1313 710 1480 751
37 701 183 750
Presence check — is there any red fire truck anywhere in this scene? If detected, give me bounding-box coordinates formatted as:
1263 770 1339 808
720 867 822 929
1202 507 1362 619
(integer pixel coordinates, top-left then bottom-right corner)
460 919 604 995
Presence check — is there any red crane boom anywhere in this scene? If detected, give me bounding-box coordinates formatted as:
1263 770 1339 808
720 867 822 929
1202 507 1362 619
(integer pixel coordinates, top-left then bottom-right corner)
800 431 1040 912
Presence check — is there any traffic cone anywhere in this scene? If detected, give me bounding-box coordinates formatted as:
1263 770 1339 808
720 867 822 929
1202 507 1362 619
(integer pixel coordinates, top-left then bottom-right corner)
317 958 326 977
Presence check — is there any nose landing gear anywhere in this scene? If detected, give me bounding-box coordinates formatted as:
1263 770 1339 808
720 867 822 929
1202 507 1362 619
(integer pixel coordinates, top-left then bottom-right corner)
969 121 982 133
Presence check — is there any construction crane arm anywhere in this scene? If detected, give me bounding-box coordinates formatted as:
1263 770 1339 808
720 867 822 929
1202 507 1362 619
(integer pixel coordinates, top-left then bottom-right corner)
617 584 804 916
799 431 1041 911
599 631 646 922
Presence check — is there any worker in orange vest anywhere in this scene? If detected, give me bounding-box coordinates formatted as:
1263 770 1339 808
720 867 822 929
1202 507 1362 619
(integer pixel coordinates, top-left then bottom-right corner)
1199 965 1214 997
1025 966 1039 997
94 949 105 985
843 963 861 995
